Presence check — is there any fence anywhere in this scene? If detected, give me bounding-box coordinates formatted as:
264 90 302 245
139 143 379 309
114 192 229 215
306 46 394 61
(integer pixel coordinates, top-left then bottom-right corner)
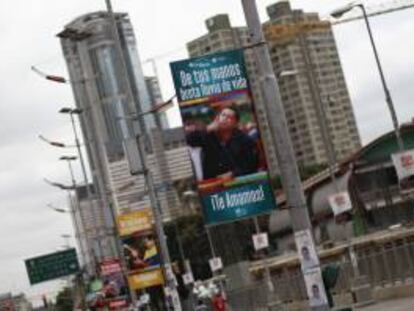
225 227 414 310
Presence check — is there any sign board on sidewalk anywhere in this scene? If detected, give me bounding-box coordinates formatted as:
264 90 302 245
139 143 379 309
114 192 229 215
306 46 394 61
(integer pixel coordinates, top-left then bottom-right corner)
25 248 79 285
209 257 223 272
252 232 269 251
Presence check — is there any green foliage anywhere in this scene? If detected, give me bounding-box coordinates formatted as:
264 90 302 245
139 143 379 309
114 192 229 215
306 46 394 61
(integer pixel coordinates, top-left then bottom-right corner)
299 163 328 181
54 287 73 311
270 164 327 191
164 214 213 280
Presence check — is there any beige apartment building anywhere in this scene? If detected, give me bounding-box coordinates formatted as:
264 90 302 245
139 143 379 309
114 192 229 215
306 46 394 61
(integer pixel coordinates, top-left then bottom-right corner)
187 1 360 171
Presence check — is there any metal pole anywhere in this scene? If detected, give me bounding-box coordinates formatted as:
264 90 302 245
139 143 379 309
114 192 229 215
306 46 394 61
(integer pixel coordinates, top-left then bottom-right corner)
65 160 90 269
104 0 182 309
253 217 274 293
358 4 404 151
205 227 226 299
241 1 329 309
66 189 88 270
69 112 104 261
135 133 182 310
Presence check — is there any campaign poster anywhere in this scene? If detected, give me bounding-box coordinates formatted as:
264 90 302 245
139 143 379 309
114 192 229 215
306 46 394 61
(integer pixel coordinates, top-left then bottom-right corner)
170 49 277 225
86 259 129 310
252 232 269 251
122 231 161 273
128 268 165 290
116 208 153 237
303 268 328 307
294 230 319 272
392 150 414 193
328 191 352 217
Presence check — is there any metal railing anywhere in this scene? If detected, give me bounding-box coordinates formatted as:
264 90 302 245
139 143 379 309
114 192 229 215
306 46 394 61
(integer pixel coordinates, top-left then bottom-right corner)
226 228 414 310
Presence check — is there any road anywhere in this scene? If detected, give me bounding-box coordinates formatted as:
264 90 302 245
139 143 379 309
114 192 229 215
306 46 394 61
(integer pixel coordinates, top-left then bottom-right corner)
358 297 414 311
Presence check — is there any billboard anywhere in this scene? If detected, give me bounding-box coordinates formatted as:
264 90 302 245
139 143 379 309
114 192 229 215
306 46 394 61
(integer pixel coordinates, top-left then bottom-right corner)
128 268 164 290
170 49 277 225
86 259 129 310
117 208 164 291
25 248 79 285
117 208 153 237
122 231 161 273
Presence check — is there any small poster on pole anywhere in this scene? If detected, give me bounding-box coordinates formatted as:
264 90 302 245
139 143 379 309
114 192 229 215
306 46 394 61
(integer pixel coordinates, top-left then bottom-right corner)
328 191 352 216
252 232 269 251
392 150 414 193
209 257 223 272
182 272 195 285
294 230 319 272
304 267 329 307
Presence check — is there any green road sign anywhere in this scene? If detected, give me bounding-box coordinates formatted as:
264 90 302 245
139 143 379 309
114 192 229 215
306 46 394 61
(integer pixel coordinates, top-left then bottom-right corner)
25 248 80 285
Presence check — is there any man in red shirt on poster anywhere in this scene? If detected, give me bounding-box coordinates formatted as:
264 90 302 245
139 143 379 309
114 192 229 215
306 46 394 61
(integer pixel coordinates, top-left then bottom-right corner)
212 291 227 311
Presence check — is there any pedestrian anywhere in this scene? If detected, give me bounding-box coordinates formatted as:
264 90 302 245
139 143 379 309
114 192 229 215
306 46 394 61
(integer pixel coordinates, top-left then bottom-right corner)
194 299 208 311
212 291 227 311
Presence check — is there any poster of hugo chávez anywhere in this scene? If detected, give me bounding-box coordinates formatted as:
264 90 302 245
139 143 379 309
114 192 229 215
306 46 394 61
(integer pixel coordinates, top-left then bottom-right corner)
122 231 161 273
170 49 277 225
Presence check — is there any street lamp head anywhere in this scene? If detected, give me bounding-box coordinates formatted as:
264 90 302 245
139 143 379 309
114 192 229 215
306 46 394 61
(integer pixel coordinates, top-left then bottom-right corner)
330 2 359 19
278 69 299 79
61 234 71 238
47 204 68 213
59 107 72 114
71 108 83 114
60 155 77 161
59 107 83 114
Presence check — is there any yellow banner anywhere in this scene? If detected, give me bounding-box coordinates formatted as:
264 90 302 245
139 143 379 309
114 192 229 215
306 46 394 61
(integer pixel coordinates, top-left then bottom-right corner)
116 209 153 236
128 268 164 290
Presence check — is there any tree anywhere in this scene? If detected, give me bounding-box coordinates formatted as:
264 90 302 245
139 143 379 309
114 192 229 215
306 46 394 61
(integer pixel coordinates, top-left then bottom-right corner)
55 287 73 311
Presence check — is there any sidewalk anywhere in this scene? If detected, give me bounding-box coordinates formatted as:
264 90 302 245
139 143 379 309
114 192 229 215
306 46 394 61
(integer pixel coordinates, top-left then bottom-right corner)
357 297 414 311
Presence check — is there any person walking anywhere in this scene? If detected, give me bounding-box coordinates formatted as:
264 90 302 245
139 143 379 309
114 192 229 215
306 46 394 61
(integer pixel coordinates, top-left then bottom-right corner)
212 292 227 311
194 299 208 311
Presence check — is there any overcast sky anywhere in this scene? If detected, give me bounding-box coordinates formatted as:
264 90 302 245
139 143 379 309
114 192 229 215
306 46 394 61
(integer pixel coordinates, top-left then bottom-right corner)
0 0 413 306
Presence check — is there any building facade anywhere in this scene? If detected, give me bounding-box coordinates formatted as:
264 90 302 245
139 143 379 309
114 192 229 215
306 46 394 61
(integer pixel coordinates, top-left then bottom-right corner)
59 12 156 262
145 76 169 129
264 1 360 166
187 1 360 171
108 127 192 221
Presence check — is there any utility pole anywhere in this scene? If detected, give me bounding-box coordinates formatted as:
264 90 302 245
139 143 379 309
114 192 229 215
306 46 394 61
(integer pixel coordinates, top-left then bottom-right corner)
104 1 182 309
241 1 329 310
61 108 104 260
60 156 91 269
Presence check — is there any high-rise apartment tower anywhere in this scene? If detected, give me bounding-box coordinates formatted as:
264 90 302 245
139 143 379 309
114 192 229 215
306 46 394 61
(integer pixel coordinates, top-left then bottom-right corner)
187 1 360 171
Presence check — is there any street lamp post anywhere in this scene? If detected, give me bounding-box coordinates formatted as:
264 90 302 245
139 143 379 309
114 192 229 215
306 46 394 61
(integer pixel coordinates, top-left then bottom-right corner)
59 107 104 260
331 3 404 151
241 1 330 310
104 0 181 308
58 156 94 270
